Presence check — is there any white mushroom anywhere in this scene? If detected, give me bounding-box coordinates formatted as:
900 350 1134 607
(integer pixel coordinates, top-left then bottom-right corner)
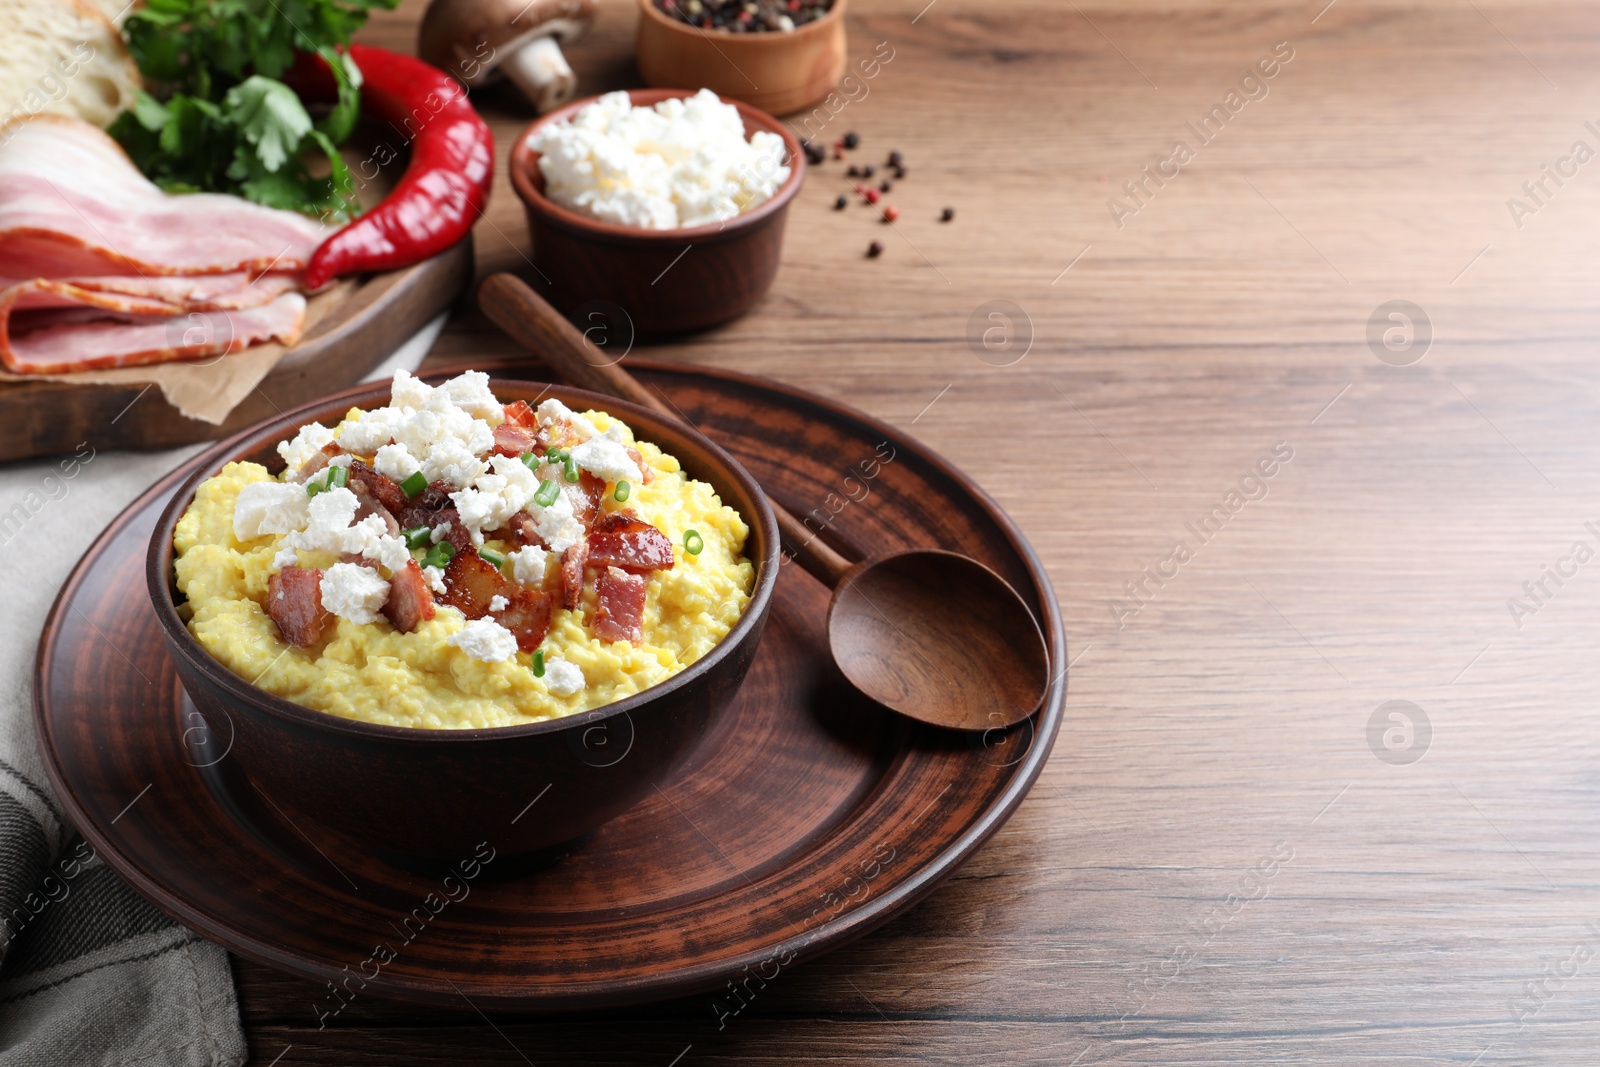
419 0 599 113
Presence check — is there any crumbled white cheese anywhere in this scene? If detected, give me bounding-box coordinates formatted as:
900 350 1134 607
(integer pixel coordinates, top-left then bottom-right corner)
535 398 598 440
390 368 434 412
275 487 408 574
373 442 420 483
448 618 519 662
319 562 390 624
532 489 584 554
569 434 641 484
335 371 495 490
487 594 509 612
430 521 452 544
542 656 584 696
510 545 549 586
276 422 335 472
527 89 791 230
447 454 546 546
422 564 447 594
438 371 501 421
422 437 488 489
233 481 310 540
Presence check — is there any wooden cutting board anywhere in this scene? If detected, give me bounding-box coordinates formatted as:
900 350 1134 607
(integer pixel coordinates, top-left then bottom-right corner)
0 237 474 463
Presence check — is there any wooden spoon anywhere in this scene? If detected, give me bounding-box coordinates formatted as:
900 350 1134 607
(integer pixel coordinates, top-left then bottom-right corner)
478 273 1050 731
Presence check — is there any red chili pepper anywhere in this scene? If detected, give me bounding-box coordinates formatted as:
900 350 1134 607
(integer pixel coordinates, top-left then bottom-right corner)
289 45 493 290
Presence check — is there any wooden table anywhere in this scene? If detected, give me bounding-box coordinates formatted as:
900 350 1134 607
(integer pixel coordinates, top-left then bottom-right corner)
240 0 1600 1061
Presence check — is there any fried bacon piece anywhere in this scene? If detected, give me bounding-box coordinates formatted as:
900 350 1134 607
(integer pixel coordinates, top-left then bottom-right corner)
347 459 408 516
438 546 552 649
439 548 506 619
624 446 655 484
292 440 343 483
395 480 454 530
574 470 607 527
593 566 646 645
381 560 436 633
502 400 539 428
494 588 553 651
501 509 544 549
586 510 675 573
426 507 474 554
266 566 333 647
492 421 542 458
560 541 588 611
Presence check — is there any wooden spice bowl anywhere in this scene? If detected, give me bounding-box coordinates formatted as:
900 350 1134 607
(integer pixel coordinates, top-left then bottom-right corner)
509 89 806 334
634 0 847 116
145 376 780 862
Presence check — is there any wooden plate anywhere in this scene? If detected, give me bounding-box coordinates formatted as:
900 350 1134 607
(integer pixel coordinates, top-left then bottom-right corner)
33 358 1065 1011
0 238 474 462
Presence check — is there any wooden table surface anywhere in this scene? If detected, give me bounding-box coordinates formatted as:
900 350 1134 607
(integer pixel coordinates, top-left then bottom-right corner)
239 0 1600 1061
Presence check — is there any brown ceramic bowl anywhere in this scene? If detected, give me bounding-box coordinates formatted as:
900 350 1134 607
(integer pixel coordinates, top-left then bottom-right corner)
146 376 779 862
509 88 805 334
635 0 847 116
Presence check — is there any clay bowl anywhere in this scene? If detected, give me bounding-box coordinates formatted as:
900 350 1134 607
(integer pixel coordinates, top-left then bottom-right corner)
635 0 847 116
146 377 780 863
509 88 805 334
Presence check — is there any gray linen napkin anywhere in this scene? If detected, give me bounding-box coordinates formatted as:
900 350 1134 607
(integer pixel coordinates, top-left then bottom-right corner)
0 439 246 1067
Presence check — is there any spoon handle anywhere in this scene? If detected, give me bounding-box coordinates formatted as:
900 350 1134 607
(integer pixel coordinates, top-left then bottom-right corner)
478 272 856 590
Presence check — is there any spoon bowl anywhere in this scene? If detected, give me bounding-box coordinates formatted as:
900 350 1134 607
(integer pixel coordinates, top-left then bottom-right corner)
478 272 1051 730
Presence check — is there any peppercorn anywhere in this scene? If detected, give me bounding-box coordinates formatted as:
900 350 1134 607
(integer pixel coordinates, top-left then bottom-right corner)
879 179 891 193
867 240 884 257
941 207 955 221
846 165 860 177
843 132 860 149
887 150 903 166
862 164 876 178
802 140 824 165
883 205 899 222
834 194 848 210
893 164 907 180
863 187 880 204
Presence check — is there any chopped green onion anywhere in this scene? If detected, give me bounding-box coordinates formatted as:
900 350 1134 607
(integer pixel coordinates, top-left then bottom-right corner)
544 447 567 463
422 542 457 571
480 548 505 567
614 480 631 503
403 525 431 549
563 456 580 483
327 464 348 490
519 452 538 470
534 479 560 508
400 471 427 498
305 478 324 498
684 529 704 556
531 649 545 678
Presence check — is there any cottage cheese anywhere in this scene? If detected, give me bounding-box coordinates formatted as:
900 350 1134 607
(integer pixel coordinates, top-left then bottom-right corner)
510 545 549 586
527 89 791 230
570 432 642 484
543 656 585 696
319 562 390 624
448 618 519 662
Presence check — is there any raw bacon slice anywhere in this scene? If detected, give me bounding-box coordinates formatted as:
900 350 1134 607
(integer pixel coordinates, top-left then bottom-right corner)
491 422 541 457
560 541 588 611
266 566 333 647
0 290 306 374
381 560 436 633
492 588 553 651
0 116 326 279
593 567 646 645
586 511 675 573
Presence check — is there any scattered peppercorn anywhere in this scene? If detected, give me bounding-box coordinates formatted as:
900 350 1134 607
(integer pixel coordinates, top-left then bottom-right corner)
887 150 903 166
843 131 860 149
883 205 900 222
893 164 907 180
655 0 831 31
861 164 876 178
879 179 891 193
802 140 824 165
834 194 848 209
846 165 860 177
832 141 844 160
941 207 955 221
863 187 880 204
867 240 884 257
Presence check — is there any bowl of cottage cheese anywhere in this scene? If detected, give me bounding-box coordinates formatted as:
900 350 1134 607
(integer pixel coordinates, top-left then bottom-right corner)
510 88 806 333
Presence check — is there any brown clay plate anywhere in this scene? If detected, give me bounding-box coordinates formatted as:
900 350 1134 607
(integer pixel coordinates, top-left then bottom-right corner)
33 358 1066 1011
